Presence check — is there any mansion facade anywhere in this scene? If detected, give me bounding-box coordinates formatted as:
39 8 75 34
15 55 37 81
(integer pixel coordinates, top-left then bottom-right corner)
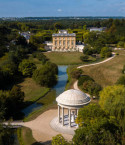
52 30 76 51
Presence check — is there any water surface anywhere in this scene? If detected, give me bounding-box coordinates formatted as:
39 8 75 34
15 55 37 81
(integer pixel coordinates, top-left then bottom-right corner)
22 65 68 117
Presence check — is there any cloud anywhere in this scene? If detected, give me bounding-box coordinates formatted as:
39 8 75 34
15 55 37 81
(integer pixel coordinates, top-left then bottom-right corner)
57 9 62 12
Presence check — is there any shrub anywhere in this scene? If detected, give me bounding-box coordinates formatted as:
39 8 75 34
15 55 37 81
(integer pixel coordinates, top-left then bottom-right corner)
122 65 125 74
32 52 48 64
78 75 94 86
116 75 125 86
83 80 102 97
71 68 83 79
100 47 112 58
80 55 89 62
52 134 70 145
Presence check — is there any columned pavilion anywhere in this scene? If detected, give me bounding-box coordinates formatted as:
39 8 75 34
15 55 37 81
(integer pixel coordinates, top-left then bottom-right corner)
50 89 91 134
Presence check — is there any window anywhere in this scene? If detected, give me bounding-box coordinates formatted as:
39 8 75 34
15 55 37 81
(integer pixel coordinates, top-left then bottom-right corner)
63 40 66 46
55 41 57 46
59 40 61 46
67 40 70 46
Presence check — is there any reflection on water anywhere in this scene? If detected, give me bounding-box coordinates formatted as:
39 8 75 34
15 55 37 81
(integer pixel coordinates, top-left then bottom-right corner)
53 66 68 97
22 103 42 117
22 65 68 117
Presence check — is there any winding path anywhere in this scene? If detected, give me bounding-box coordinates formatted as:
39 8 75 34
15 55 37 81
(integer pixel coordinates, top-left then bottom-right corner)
4 110 73 144
4 54 116 144
74 53 116 90
77 53 115 69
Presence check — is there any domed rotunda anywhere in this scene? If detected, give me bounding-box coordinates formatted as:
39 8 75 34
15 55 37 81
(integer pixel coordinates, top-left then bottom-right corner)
50 89 91 135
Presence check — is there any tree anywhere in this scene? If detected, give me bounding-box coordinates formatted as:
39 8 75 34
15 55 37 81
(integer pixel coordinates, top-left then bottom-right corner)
83 80 102 97
35 53 48 64
83 45 94 55
78 75 94 86
32 64 57 87
0 86 25 119
1 60 17 76
44 61 58 75
18 59 36 77
0 125 15 145
54 23 63 30
73 118 121 145
100 47 112 58
99 85 125 132
76 104 106 126
74 104 121 145
71 68 83 79
16 35 27 46
6 86 25 118
52 134 70 145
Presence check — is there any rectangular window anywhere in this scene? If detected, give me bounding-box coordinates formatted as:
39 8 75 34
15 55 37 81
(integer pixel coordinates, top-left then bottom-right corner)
55 41 57 46
63 40 66 46
67 40 70 46
59 40 61 46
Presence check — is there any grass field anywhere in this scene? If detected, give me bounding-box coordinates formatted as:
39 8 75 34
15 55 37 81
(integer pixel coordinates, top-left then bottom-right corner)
17 127 41 145
81 50 125 88
44 52 84 65
18 78 50 102
24 90 57 122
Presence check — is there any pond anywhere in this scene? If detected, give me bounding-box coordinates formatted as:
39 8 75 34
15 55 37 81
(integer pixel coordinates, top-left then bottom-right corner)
22 65 68 117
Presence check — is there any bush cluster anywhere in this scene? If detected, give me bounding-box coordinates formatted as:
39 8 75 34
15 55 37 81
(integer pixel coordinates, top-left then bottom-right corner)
78 75 102 97
32 62 58 87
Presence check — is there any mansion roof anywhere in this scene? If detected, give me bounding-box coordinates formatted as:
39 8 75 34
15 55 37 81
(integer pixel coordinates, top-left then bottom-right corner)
52 30 76 37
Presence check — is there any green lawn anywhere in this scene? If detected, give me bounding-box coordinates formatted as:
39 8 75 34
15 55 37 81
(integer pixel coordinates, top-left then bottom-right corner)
24 90 57 122
65 65 78 90
17 127 42 145
44 52 84 65
18 78 50 102
81 50 125 88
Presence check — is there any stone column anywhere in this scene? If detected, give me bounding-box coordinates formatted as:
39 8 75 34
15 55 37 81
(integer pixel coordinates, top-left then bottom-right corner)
58 105 60 123
77 109 79 116
69 109 71 127
77 109 79 127
62 107 64 126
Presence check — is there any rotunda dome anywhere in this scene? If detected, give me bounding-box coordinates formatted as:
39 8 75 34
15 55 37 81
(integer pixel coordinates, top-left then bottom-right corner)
56 89 91 106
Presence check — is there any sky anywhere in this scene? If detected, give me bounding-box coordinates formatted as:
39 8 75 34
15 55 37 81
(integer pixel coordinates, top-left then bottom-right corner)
0 0 125 17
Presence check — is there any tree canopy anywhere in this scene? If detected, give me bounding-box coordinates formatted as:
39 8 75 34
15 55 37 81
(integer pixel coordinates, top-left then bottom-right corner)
99 85 125 132
18 59 36 77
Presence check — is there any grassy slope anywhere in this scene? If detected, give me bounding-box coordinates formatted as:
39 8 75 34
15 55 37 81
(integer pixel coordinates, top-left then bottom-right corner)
81 50 125 88
24 90 57 122
17 127 42 145
18 78 49 102
44 52 84 65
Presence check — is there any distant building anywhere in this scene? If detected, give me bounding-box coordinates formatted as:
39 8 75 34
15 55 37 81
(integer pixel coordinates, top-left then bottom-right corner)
89 27 106 32
76 44 85 52
19 31 31 43
44 41 53 51
52 30 76 51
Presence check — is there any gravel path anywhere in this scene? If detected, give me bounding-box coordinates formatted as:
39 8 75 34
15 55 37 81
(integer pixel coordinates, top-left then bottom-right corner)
5 109 73 144
77 53 115 69
74 54 116 92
